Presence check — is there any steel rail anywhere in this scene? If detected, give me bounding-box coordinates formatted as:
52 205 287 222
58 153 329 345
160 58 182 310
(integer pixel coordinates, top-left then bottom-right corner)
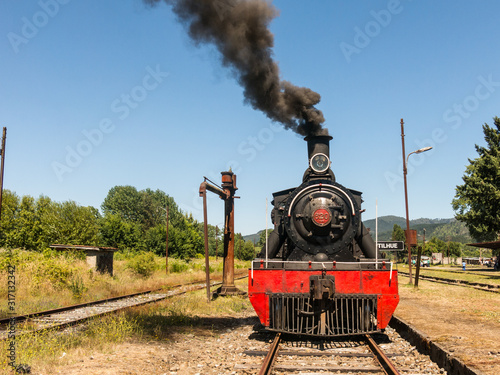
365 334 401 375
1 274 249 341
399 271 500 294
258 332 281 375
0 283 202 341
417 267 500 278
0 289 158 326
0 274 248 326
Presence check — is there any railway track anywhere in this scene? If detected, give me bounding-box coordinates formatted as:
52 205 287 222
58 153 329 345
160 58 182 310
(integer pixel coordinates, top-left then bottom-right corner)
0 277 246 341
423 268 500 278
252 333 402 375
399 271 500 293
236 325 446 375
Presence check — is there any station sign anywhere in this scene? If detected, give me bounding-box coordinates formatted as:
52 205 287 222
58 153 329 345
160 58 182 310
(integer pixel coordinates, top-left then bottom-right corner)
377 241 404 251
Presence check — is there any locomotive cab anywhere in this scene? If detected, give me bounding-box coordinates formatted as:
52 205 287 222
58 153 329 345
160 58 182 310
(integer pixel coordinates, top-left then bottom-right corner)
249 134 399 337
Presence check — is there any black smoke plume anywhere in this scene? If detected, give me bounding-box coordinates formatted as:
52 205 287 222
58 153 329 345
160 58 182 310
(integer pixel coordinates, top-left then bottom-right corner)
144 0 327 136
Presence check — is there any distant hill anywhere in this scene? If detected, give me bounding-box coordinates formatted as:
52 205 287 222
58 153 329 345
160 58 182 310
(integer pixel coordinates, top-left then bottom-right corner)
244 216 472 244
363 216 453 235
364 216 472 243
243 230 265 245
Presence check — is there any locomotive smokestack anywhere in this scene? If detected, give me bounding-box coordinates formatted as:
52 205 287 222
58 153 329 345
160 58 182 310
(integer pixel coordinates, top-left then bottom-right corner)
305 133 333 162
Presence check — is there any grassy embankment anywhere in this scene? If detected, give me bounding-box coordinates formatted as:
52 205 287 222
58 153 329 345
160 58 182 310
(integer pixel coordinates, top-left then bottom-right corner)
398 270 500 324
0 249 253 373
396 268 500 369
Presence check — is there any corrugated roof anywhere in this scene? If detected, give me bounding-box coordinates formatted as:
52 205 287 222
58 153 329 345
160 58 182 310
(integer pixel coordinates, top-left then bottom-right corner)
467 240 500 249
50 244 118 251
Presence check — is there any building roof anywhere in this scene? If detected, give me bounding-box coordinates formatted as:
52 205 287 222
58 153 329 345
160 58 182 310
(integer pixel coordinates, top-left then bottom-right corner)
50 244 118 252
467 240 500 249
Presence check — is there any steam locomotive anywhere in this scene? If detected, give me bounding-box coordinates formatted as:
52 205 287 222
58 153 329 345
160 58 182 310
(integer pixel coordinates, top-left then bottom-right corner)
248 135 399 337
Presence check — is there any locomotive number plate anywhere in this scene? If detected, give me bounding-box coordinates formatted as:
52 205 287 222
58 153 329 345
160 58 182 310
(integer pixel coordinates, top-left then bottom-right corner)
312 208 331 227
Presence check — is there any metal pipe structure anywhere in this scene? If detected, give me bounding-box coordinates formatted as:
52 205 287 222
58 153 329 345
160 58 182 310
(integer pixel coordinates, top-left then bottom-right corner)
219 171 238 295
199 171 244 298
200 184 211 302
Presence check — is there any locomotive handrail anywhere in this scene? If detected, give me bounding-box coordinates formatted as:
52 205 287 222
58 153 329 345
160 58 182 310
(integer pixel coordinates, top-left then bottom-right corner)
253 259 394 265
251 259 395 280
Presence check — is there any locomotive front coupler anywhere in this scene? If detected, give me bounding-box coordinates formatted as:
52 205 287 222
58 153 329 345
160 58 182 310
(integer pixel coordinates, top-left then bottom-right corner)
310 270 335 300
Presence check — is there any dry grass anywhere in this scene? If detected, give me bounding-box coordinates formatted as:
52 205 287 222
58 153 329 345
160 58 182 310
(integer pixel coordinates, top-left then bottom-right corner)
0 313 138 374
0 277 252 374
398 274 500 326
0 248 250 318
397 273 500 374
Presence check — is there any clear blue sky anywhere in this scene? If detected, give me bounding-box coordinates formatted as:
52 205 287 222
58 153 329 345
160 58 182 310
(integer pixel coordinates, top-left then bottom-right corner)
1 0 500 235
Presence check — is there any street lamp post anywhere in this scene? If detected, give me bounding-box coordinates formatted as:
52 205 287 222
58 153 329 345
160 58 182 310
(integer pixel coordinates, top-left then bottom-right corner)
401 119 433 284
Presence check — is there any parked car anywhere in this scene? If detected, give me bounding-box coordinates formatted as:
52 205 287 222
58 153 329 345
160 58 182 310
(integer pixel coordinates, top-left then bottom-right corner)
420 257 431 267
412 256 431 267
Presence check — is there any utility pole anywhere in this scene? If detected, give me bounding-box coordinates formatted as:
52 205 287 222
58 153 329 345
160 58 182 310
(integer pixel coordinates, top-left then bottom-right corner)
401 119 413 284
400 119 433 283
165 206 169 274
0 128 7 221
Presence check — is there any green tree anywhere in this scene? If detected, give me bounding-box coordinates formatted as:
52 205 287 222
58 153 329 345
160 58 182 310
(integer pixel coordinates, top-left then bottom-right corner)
1 192 100 251
448 241 462 257
14 195 37 249
204 224 220 257
425 237 447 255
31 196 53 250
0 190 20 247
452 117 500 241
40 201 100 248
101 186 204 258
101 186 181 231
257 229 272 247
236 240 256 261
100 213 142 250
101 186 143 224
143 224 168 255
391 224 405 241
169 225 202 259
391 224 406 261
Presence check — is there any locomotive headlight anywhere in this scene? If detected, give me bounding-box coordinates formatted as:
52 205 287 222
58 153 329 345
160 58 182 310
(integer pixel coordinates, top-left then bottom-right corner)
310 153 330 173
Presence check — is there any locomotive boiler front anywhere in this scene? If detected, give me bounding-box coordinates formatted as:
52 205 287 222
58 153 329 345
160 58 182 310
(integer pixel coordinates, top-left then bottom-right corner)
266 135 376 262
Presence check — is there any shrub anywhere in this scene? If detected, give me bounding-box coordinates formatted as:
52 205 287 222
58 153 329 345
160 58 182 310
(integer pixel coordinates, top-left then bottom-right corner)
68 276 87 299
114 248 139 260
169 258 189 273
31 256 76 289
126 251 157 277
